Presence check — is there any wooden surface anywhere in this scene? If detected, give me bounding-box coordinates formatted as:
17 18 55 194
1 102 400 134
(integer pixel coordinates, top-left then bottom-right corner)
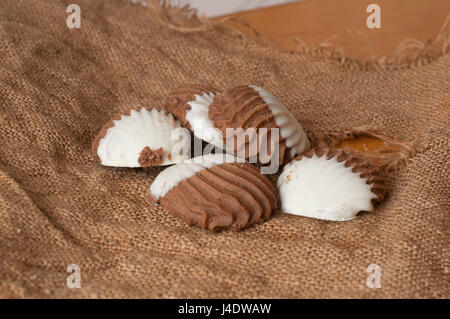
217 0 450 61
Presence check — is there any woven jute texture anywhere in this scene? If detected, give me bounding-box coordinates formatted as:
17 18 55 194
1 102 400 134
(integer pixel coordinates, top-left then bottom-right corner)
0 0 449 298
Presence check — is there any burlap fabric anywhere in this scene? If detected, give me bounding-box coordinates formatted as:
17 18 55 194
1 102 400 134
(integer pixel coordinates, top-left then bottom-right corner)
0 0 448 298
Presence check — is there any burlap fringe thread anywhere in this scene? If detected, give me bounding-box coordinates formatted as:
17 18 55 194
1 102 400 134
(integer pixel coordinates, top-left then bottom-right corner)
309 126 428 172
130 0 450 72
295 13 450 71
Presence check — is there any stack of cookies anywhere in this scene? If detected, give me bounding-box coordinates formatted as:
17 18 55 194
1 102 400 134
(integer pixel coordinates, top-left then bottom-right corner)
92 84 386 232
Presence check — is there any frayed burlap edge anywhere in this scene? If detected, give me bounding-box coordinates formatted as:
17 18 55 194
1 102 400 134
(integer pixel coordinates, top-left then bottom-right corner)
133 0 450 72
309 126 428 172
294 14 450 71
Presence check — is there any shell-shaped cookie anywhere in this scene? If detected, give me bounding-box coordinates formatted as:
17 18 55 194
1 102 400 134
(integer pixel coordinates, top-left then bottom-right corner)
92 108 190 167
150 154 277 232
277 148 386 221
209 85 310 165
165 84 224 149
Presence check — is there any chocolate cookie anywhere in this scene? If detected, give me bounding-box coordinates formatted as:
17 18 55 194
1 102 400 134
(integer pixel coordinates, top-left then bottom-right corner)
277 147 386 221
92 108 190 167
150 154 277 232
165 84 224 149
209 85 310 165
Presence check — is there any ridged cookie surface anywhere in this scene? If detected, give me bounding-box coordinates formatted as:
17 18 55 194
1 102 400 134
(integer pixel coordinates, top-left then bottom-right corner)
92 108 190 167
150 155 277 232
277 148 386 221
209 85 310 165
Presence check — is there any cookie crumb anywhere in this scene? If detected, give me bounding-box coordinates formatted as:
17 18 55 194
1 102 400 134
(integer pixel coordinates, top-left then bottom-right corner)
138 147 163 167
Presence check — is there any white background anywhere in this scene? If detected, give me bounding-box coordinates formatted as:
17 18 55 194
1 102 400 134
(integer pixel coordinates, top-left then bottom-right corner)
179 0 300 17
